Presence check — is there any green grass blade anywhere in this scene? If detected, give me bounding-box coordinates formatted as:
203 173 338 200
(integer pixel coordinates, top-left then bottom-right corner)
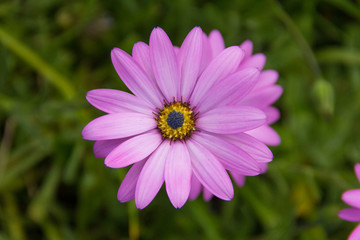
0 26 75 100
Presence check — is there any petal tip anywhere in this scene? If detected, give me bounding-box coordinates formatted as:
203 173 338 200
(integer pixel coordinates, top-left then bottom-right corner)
170 200 186 209
257 109 267 121
117 188 129 203
269 69 279 79
244 67 261 77
104 161 115 168
355 164 360 181
150 27 167 38
135 199 148 210
209 29 221 35
111 47 121 56
222 191 234 201
193 26 202 31
242 39 253 45
229 45 245 57
81 125 90 140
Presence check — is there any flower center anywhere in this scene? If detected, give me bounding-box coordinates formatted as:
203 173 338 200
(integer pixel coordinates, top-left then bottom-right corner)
156 101 196 141
167 111 184 129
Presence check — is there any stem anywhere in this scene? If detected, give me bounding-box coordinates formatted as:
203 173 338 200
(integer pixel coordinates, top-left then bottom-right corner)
128 202 140 240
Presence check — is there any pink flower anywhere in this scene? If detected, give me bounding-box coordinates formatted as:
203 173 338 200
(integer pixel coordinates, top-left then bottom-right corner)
82 27 279 209
188 30 282 201
339 164 360 240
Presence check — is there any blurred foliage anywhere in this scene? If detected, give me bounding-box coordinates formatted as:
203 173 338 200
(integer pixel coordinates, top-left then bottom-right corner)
0 0 360 239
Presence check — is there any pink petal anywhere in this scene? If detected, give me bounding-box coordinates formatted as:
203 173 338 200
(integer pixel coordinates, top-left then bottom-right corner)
149 27 180 102
224 133 273 163
355 164 360 183
208 30 225 57
132 42 165 102
203 188 213 202
86 89 153 115
93 138 128 158
197 106 266 134
192 132 261 176
264 107 280 124
200 32 213 73
342 189 360 209
231 172 246 187
238 53 266 70
240 85 283 109
82 112 157 140
197 68 260 113
349 224 360 240
259 162 269 173
111 48 163 107
132 42 155 81
165 141 192 208
246 125 281 146
135 141 171 209
117 160 146 202
190 46 245 106
189 175 202 201
187 139 234 200
105 129 162 168
339 208 360 222
240 40 253 60
255 70 279 89
178 27 203 101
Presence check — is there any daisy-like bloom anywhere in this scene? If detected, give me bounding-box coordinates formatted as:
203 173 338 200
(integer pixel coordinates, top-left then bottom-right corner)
82 27 278 209
188 30 282 201
339 164 360 240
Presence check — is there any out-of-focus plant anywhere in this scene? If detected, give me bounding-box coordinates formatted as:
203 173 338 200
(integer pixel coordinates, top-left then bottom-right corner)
0 0 360 239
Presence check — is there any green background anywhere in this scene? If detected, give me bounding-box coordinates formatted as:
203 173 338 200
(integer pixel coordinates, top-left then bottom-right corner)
1 0 360 239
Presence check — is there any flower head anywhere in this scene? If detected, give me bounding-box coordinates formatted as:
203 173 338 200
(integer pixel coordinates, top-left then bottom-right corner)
339 164 360 240
82 27 280 209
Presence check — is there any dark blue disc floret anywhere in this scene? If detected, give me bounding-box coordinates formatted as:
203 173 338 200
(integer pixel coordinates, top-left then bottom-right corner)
167 111 184 129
